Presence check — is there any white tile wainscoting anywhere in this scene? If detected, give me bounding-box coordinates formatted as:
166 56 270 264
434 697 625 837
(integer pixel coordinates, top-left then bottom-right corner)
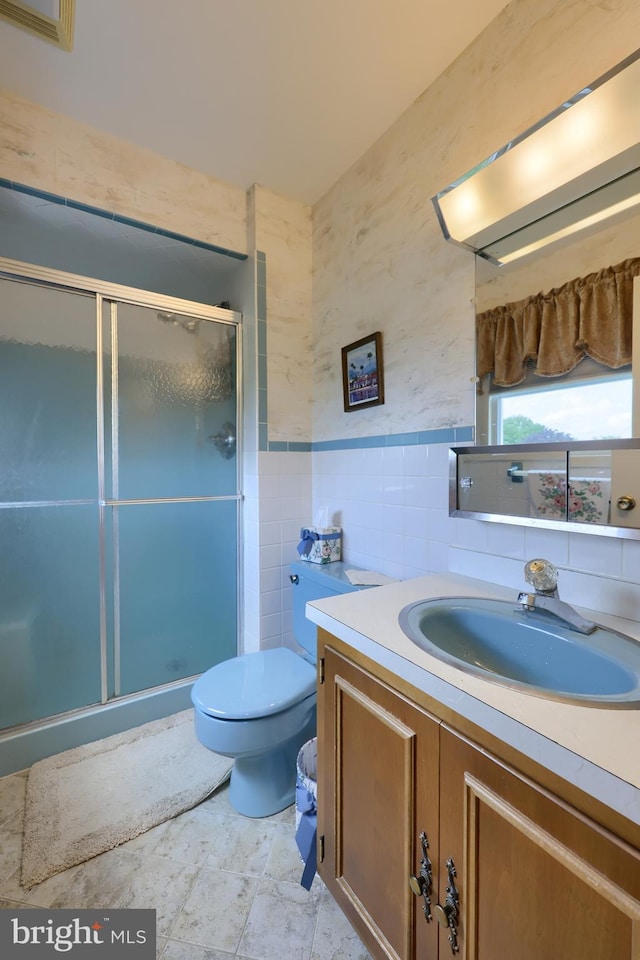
249 439 640 658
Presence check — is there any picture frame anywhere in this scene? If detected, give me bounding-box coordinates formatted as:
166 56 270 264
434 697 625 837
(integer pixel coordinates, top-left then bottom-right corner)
341 331 385 412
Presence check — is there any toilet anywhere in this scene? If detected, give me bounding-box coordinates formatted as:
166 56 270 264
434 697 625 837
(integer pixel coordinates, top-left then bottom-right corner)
192 561 365 817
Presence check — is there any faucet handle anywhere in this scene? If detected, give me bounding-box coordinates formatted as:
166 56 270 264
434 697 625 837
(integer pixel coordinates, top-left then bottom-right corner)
524 558 558 595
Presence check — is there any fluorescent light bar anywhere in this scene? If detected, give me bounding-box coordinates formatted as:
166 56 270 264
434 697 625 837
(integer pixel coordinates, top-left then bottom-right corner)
433 49 640 265
483 166 640 264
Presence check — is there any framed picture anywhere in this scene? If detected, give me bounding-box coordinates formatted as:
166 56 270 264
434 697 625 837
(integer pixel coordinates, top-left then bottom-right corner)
341 331 385 412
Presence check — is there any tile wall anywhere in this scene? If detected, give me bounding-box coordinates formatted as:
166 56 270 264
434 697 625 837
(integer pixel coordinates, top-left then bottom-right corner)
311 440 454 580
245 451 312 654
253 433 640 656
310 439 640 623
251 433 640 650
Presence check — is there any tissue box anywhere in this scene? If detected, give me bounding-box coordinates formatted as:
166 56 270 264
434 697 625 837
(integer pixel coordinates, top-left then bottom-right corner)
297 526 342 564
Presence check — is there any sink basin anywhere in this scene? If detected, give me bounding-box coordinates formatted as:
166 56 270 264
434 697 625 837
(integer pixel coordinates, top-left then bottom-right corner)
398 597 640 707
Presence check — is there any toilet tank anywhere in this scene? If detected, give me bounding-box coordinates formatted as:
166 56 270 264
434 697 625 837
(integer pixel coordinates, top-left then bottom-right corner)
290 561 370 658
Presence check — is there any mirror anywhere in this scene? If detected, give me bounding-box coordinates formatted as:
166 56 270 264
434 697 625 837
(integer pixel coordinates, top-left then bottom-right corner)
470 50 640 447
475 203 640 446
446 50 640 536
450 440 640 539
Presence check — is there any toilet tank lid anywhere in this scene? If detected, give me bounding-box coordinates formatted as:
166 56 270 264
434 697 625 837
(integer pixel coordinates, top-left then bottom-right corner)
191 647 316 720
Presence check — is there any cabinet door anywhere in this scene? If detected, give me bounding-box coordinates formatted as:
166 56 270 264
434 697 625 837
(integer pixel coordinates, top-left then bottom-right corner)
439 726 640 960
318 646 440 960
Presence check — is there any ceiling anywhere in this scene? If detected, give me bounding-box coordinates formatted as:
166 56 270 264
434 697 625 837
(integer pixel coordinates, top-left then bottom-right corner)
0 0 510 206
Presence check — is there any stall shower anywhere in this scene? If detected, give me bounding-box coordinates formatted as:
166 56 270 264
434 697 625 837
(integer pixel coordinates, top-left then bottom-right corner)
0 261 241 773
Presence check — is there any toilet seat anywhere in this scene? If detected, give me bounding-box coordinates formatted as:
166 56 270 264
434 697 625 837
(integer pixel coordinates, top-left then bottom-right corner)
191 647 316 720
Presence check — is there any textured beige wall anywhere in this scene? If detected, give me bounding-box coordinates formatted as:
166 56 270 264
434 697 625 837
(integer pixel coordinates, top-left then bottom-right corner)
0 89 247 255
311 0 640 442
252 185 313 444
0 90 315 443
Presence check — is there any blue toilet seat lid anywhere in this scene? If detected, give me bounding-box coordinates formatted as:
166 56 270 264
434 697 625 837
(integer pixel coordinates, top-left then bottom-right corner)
191 647 316 720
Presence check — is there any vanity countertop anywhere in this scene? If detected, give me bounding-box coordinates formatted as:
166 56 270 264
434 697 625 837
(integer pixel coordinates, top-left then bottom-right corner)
306 571 640 826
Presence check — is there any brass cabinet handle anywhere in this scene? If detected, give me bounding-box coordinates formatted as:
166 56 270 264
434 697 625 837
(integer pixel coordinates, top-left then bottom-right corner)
616 495 636 511
409 831 433 922
434 858 460 954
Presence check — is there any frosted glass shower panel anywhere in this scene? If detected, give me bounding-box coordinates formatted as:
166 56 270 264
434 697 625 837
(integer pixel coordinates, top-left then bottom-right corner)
0 504 101 728
112 499 237 696
111 304 237 500
0 266 241 738
0 279 98 502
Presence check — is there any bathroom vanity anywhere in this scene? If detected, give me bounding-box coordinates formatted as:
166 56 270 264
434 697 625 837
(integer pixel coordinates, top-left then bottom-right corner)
306 573 640 960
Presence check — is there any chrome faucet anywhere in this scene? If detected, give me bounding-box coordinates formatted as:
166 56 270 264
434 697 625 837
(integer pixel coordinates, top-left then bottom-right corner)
517 559 597 635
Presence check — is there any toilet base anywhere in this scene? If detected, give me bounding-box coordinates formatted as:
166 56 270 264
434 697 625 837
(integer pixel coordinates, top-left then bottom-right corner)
228 710 316 817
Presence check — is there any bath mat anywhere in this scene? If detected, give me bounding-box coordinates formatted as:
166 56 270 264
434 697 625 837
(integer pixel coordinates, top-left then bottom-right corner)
21 709 233 887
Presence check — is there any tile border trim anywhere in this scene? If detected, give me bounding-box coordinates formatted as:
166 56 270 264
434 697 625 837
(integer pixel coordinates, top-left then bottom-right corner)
266 426 473 452
0 179 248 261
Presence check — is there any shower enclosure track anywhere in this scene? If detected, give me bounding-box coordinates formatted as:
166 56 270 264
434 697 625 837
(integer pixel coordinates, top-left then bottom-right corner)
0 256 244 776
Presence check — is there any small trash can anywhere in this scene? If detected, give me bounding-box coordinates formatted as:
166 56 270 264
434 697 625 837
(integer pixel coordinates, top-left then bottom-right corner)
295 737 318 889
295 737 317 829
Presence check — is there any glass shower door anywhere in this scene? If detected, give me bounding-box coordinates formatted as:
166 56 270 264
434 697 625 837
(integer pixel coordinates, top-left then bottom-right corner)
104 302 239 698
0 269 240 732
0 278 101 728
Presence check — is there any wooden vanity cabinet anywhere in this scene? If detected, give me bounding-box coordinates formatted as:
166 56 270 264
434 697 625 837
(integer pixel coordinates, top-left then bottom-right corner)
440 727 640 960
318 644 440 960
317 635 640 960
318 636 439 960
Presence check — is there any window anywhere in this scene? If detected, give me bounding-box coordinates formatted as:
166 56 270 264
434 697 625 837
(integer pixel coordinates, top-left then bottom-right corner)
482 360 632 444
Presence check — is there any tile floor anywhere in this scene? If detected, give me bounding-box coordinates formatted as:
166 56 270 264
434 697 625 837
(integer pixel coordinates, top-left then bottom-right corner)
0 768 371 960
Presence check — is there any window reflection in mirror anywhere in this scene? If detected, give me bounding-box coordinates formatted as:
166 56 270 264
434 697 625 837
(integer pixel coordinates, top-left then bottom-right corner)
475 204 640 445
480 361 632 445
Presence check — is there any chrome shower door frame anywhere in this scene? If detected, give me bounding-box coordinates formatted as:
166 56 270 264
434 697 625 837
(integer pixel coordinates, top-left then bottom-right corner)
0 256 243 716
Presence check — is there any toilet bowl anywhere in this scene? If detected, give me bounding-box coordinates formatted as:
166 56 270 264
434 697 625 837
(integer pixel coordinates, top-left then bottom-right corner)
192 561 364 817
192 646 317 817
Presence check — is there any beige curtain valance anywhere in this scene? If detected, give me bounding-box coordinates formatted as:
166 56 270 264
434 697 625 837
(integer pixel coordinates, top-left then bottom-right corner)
476 257 640 387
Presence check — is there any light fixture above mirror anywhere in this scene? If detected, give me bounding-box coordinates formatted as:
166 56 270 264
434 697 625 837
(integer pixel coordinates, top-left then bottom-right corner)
432 49 640 265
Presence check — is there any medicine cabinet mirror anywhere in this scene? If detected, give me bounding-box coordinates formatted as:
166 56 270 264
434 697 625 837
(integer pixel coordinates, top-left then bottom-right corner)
450 440 640 539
